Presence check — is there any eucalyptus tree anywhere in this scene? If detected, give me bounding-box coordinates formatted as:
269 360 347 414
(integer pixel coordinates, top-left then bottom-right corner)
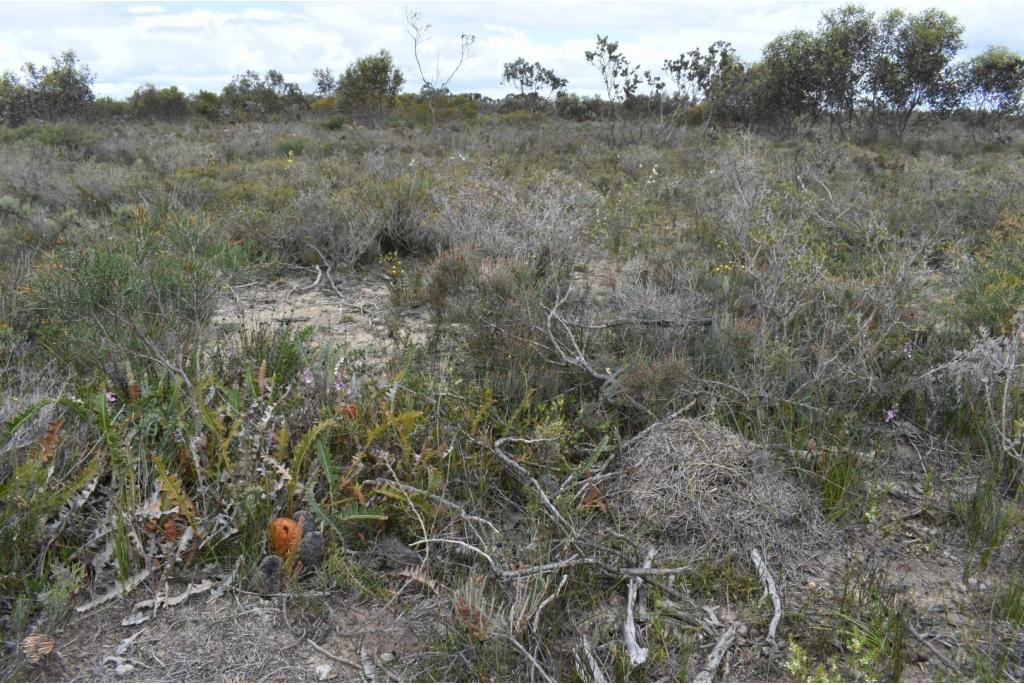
963 46 1024 137
868 8 964 137
501 58 567 112
665 41 744 136
816 4 877 131
336 50 405 128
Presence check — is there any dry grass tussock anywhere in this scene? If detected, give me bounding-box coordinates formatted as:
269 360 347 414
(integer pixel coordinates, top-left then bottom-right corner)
609 416 833 567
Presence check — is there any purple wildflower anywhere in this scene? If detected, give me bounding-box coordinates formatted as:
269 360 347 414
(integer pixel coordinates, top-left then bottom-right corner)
884 405 898 423
105 390 117 405
303 367 314 385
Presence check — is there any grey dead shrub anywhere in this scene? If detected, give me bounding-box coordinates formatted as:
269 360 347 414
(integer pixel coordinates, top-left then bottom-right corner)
270 180 379 265
608 416 831 567
268 159 437 266
432 163 600 267
691 135 776 246
608 255 706 335
913 314 1024 431
145 135 218 176
0 142 79 210
71 159 146 210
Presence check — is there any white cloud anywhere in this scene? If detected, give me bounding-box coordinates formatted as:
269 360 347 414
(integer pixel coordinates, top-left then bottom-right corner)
126 5 165 14
0 1 1020 98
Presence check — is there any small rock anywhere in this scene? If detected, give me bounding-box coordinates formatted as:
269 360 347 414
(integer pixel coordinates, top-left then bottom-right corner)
807 580 818 590
379 652 396 664
114 663 135 677
736 624 749 638
314 663 332 681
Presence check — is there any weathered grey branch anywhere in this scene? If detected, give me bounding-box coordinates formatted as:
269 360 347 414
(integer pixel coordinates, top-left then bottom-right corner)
694 621 744 682
623 545 656 666
750 547 782 642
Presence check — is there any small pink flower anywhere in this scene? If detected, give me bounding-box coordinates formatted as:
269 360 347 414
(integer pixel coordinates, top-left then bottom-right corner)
884 405 898 423
105 391 117 404
303 368 314 385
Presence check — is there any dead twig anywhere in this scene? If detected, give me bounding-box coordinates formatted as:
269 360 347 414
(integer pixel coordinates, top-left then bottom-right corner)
506 633 555 683
306 639 362 672
623 545 656 666
908 624 960 676
359 642 379 682
492 436 573 535
364 477 500 535
694 621 744 682
750 547 782 642
574 635 608 683
410 538 496 571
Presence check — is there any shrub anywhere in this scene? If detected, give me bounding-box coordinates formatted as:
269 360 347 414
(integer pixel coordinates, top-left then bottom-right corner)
432 163 599 266
956 212 1024 337
30 210 251 376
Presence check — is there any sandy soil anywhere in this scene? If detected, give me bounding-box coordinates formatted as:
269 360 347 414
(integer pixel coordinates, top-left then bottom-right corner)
211 267 429 369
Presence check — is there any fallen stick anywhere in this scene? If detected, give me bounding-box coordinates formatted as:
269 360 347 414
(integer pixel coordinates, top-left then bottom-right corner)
694 621 744 682
75 568 152 613
623 546 656 667
364 478 500 534
307 639 362 672
122 578 216 625
359 642 379 682
908 624 959 675
750 547 782 642
507 634 555 683
575 636 608 683
492 437 573 534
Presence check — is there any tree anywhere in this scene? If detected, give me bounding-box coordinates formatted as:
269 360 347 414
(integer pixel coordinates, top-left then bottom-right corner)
665 41 744 135
405 10 476 127
128 84 188 120
312 67 338 97
501 58 567 111
758 30 825 126
220 69 305 120
189 90 221 120
0 50 95 125
963 46 1024 137
585 36 643 144
0 71 30 127
816 4 877 131
335 50 404 128
868 8 964 137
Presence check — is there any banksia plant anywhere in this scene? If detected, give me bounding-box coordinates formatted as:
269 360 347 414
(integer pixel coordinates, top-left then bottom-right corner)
21 633 56 665
257 359 267 397
293 510 324 576
249 555 283 595
453 576 495 641
127 372 139 403
35 419 63 463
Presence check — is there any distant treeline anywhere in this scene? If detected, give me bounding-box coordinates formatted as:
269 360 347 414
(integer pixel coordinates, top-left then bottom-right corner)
1 4 1021 139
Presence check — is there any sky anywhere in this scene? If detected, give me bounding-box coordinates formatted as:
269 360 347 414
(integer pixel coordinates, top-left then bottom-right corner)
1 0 1022 99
